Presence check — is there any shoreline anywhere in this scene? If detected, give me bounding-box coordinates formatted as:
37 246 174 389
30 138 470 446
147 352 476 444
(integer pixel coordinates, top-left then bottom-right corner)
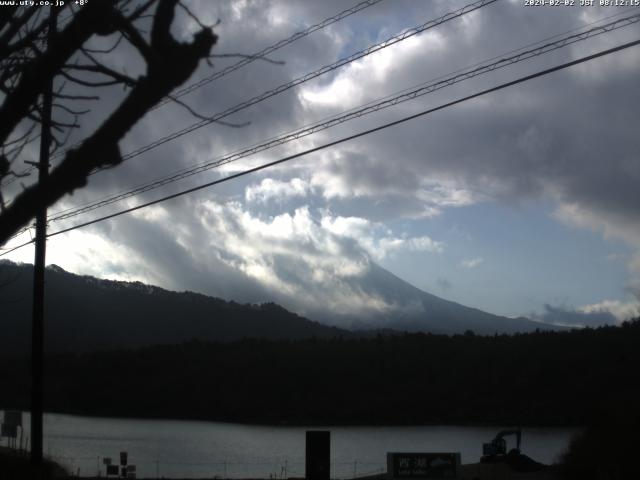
1 407 585 430
2 446 565 480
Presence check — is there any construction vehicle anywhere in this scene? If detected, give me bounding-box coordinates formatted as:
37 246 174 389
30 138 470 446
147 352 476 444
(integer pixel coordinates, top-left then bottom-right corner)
479 428 546 472
481 428 522 461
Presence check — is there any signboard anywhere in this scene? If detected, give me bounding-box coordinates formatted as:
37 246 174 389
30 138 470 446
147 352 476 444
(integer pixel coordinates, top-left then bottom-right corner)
4 411 22 427
103 457 112 466
120 451 128 466
387 453 460 479
1 423 18 438
106 465 119 476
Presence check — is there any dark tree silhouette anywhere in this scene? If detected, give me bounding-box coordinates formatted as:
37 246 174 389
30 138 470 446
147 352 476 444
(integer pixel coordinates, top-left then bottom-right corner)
0 0 217 245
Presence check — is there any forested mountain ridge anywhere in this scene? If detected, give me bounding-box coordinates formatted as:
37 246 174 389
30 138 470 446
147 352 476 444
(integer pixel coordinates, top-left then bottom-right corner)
0 260 565 357
1 320 638 426
0 261 351 354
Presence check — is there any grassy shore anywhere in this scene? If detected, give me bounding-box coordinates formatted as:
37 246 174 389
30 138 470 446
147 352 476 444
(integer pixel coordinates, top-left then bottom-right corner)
0 446 69 479
1 450 561 480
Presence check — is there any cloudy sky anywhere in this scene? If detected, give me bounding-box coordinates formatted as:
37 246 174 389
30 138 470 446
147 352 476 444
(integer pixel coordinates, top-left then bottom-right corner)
3 0 640 327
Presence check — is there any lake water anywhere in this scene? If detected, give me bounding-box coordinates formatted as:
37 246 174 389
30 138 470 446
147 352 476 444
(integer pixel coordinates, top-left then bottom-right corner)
8 412 578 478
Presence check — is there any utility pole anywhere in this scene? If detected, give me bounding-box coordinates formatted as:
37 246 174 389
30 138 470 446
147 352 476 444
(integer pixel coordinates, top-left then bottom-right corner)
31 5 56 468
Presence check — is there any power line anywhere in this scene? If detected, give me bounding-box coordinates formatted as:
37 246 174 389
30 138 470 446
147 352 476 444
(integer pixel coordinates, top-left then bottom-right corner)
1 0 387 187
37 0 503 222
39 12 640 226
41 6 639 222
3 36 638 257
152 0 387 110
94 0 499 170
4 0 497 235
7 0 495 189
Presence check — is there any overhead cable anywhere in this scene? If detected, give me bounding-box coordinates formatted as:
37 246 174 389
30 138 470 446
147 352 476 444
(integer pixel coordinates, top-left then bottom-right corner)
3 36 638 256
26 0 496 210
41 6 639 223
42 12 640 225
96 0 499 168
1 0 387 186
152 0 387 110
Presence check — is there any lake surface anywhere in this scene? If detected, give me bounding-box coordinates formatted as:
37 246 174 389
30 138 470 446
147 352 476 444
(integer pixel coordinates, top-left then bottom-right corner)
10 412 577 478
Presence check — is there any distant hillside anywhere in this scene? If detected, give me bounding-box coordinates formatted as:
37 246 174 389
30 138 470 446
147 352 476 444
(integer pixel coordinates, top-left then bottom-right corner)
318 263 564 335
0 261 350 354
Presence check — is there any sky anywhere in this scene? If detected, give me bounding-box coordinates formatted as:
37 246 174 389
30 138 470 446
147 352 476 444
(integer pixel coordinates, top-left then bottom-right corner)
3 0 640 327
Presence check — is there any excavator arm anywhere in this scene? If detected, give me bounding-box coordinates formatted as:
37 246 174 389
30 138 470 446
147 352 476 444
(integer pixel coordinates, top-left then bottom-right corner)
482 428 522 457
495 429 521 451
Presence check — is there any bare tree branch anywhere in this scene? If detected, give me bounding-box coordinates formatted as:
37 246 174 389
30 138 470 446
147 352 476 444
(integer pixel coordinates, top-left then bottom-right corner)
0 7 39 60
81 33 125 54
59 69 128 88
65 59 138 87
166 94 250 128
127 0 159 22
52 103 90 116
0 0 117 146
0 0 218 244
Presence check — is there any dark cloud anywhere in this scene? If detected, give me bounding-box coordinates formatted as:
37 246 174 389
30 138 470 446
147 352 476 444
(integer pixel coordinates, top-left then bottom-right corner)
85 202 274 304
6 1 639 324
37 0 638 229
